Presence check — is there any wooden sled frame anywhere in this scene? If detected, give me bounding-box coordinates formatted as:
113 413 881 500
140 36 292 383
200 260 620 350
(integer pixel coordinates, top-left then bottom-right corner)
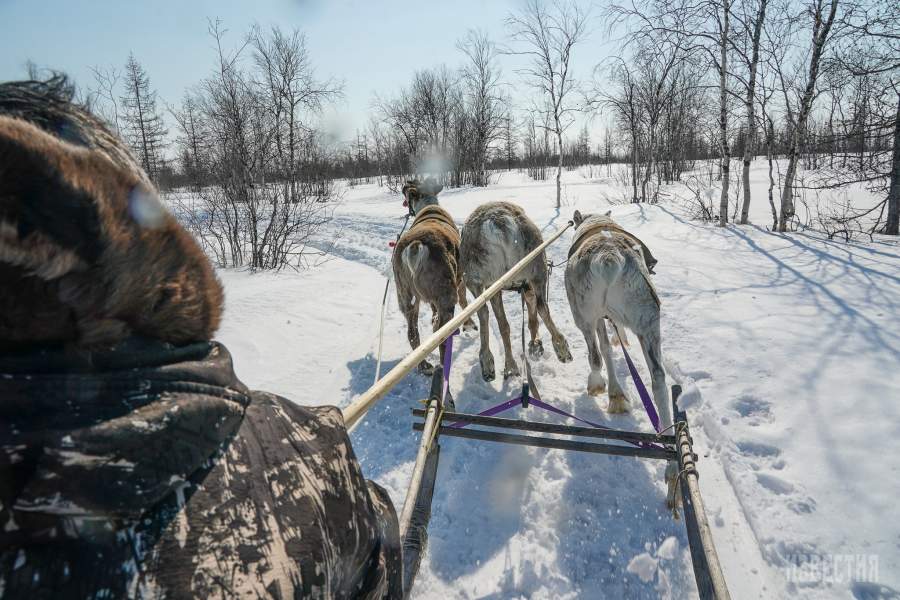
403 369 730 600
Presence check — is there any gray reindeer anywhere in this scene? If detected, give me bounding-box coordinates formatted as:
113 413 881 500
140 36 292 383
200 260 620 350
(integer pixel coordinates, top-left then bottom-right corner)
460 201 572 381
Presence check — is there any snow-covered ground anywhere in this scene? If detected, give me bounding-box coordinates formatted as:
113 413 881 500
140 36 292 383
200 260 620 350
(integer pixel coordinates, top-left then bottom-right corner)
212 163 900 599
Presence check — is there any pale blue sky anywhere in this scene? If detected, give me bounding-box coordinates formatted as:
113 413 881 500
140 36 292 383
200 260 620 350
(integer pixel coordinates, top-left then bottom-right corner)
0 0 614 143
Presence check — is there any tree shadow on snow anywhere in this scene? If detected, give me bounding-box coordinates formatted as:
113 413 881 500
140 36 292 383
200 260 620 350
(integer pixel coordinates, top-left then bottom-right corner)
541 206 563 234
650 206 899 517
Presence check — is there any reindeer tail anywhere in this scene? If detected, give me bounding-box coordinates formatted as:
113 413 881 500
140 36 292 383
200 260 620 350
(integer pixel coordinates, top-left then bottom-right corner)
589 253 624 289
401 241 430 280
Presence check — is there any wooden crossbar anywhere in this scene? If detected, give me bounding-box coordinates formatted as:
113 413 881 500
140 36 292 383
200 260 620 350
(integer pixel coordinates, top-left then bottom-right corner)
412 409 676 445
413 422 676 461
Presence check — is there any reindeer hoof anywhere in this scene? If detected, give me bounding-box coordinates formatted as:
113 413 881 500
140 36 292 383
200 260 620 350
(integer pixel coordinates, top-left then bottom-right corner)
554 338 573 363
462 319 478 333
588 371 606 396
528 339 544 359
607 391 629 413
418 361 434 376
502 362 520 380
480 353 496 382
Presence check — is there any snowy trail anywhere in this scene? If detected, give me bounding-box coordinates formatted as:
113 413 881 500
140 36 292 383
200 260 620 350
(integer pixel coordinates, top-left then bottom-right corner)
218 167 900 598
308 179 701 599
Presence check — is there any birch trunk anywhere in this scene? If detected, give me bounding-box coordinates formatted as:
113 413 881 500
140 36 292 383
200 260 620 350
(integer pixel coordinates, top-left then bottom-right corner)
739 0 768 224
766 117 778 230
778 0 839 232
884 93 900 235
556 127 564 209
717 0 732 227
631 126 639 203
642 125 655 203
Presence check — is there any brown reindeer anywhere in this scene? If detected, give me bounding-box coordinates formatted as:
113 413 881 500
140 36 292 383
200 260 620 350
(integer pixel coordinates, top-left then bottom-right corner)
460 201 572 381
391 178 470 374
0 78 222 351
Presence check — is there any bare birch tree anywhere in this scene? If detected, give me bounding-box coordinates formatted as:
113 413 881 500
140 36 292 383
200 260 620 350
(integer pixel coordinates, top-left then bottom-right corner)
87 65 122 135
816 0 899 235
172 21 341 269
734 0 770 223
458 30 505 186
506 0 589 208
777 0 840 231
607 0 736 224
597 59 641 201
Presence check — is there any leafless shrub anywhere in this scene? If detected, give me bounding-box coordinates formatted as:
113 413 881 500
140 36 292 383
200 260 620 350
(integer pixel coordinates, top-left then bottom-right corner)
682 172 718 221
804 185 887 241
172 21 342 270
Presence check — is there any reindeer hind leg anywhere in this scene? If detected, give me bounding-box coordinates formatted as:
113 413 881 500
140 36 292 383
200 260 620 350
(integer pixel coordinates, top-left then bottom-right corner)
489 294 519 379
398 282 431 375
535 285 573 363
523 288 544 359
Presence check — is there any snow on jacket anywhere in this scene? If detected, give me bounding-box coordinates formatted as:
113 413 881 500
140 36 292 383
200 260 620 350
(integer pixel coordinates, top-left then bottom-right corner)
0 339 401 599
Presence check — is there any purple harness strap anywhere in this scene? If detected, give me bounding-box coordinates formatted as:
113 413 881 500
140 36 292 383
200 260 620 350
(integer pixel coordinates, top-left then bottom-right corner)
436 323 662 449
618 339 662 433
453 396 524 422
448 393 664 450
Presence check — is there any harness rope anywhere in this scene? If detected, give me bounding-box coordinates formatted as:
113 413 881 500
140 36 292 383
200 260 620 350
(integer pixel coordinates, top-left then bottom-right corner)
373 213 412 385
544 258 568 308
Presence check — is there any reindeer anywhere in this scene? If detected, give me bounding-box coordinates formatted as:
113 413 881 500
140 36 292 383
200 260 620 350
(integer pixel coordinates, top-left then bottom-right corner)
460 201 572 381
392 178 470 375
563 210 671 431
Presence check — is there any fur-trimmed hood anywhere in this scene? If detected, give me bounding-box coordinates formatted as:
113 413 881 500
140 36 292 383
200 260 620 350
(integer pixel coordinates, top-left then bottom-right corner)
0 78 223 351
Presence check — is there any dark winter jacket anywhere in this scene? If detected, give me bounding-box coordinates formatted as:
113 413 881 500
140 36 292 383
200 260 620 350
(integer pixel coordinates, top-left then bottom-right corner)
0 339 401 599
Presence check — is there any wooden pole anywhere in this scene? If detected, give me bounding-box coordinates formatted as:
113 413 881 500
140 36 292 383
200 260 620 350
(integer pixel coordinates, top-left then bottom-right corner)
673 385 731 600
400 368 444 598
399 367 443 539
343 221 573 430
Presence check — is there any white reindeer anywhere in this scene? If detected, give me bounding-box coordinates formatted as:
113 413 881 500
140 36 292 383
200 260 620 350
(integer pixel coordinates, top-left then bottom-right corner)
563 210 672 431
